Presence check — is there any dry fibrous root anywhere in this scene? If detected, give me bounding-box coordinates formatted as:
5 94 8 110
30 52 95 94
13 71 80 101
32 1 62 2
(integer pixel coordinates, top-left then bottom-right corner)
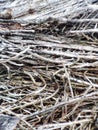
1 0 98 130
0 31 98 129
